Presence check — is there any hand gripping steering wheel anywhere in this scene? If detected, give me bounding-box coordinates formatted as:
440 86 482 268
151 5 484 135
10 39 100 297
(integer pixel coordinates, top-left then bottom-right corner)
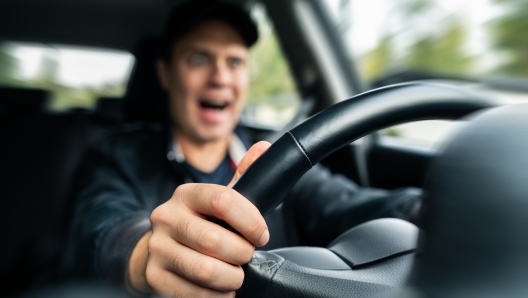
230 82 496 297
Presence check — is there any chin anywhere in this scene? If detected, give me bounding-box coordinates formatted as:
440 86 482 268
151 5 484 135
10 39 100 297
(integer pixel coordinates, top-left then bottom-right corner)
194 126 233 143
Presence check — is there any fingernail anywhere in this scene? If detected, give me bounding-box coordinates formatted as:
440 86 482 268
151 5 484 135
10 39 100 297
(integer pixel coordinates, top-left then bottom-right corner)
258 229 269 247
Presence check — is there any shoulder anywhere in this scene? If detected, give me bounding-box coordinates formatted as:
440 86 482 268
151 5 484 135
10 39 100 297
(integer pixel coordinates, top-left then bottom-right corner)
90 122 167 158
94 122 167 150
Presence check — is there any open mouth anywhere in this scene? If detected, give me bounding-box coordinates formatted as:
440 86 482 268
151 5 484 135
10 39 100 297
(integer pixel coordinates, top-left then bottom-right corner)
199 99 230 111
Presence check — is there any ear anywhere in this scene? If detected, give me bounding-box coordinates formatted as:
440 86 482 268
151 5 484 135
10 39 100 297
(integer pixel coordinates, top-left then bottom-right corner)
156 59 170 91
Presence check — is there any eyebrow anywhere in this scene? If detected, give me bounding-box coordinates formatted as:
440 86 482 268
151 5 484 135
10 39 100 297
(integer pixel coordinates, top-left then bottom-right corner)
179 46 248 60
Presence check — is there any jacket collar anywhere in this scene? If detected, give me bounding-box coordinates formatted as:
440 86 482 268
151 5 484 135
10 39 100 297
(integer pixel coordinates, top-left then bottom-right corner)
166 129 248 166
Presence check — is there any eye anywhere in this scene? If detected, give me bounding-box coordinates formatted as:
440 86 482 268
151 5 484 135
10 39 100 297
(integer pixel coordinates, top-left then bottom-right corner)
228 57 243 69
189 53 208 66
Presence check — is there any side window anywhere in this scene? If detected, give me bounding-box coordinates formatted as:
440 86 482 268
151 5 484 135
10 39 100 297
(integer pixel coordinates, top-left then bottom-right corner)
244 4 301 128
0 42 134 111
323 0 528 145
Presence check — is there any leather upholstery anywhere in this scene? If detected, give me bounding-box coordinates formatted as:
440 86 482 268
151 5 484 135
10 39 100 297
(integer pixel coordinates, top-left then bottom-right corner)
238 219 417 297
271 247 350 270
123 36 168 123
328 218 418 268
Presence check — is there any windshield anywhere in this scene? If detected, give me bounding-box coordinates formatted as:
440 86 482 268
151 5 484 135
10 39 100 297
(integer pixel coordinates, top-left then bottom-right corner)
324 0 528 83
323 0 528 144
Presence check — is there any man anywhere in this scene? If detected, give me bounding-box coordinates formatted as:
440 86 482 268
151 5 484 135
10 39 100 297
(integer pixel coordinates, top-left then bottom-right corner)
68 1 420 297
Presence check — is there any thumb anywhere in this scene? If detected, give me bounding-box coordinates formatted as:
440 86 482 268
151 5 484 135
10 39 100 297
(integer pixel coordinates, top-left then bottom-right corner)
228 141 271 187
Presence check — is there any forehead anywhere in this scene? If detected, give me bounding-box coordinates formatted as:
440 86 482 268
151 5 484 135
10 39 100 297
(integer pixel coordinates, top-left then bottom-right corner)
174 20 248 56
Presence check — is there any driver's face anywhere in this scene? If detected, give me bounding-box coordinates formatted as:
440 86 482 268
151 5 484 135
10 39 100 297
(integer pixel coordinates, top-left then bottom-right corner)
158 20 249 143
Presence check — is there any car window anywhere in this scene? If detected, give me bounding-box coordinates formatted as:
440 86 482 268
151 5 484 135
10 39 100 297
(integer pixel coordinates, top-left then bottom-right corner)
322 0 528 145
244 3 301 128
0 42 134 111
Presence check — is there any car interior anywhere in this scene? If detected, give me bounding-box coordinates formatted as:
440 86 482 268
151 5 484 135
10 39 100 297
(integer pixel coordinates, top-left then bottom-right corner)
1 0 528 297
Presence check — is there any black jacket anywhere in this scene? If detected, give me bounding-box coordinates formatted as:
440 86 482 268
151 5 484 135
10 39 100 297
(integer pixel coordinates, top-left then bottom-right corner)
67 123 421 286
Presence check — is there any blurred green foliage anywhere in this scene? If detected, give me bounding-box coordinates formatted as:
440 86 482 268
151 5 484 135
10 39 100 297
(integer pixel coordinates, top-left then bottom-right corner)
406 18 473 74
0 45 126 110
247 22 296 102
362 36 394 81
490 0 528 76
358 0 528 82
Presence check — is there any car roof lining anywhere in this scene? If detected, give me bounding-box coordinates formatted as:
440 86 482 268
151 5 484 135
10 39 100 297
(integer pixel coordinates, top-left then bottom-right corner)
0 0 188 51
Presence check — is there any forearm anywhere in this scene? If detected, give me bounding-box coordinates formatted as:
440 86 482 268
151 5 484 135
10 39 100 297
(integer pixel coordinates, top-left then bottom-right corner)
286 165 422 246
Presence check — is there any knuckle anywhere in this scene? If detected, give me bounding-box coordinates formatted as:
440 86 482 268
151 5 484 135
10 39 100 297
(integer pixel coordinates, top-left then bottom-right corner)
144 265 160 289
150 205 168 226
199 229 222 253
173 183 189 196
192 259 217 284
211 189 234 217
169 253 185 272
175 216 193 240
147 235 161 255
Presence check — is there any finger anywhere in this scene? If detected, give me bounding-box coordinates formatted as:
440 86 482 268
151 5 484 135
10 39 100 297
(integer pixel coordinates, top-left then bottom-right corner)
146 266 235 298
151 235 244 292
168 212 254 265
177 183 269 247
228 141 271 187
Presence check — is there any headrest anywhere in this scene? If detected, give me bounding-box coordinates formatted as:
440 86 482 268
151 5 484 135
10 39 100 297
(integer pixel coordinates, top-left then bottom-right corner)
410 104 528 297
123 36 169 123
95 96 124 122
0 87 48 113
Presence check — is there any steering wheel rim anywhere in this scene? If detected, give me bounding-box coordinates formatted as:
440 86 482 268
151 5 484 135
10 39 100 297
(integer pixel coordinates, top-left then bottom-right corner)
231 82 499 297
232 81 497 216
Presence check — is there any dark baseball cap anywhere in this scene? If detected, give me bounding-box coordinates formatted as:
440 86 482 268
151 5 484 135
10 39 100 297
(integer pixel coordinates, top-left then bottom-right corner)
160 0 258 61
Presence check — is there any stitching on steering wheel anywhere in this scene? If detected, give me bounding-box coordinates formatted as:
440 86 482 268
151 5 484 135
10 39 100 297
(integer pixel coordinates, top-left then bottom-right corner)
288 131 313 167
250 256 282 274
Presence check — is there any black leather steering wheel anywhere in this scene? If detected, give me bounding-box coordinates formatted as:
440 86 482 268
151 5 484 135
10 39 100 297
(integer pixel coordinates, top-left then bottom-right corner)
230 82 497 297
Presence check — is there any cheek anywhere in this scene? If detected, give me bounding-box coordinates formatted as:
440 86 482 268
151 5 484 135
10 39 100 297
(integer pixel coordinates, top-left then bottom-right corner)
177 74 200 98
234 72 250 98
174 64 207 97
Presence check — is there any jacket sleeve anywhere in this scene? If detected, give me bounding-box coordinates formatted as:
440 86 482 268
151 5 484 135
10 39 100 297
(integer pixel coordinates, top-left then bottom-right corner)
65 139 153 286
284 164 422 247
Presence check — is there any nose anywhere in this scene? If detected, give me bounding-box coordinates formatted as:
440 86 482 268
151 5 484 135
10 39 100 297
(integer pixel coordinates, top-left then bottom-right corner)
209 60 232 87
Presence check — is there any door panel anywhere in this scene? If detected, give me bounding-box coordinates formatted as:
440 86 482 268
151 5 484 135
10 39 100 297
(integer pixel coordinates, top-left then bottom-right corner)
368 136 435 189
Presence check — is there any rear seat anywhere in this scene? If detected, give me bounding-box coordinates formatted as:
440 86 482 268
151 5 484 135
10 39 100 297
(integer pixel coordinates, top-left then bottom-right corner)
0 89 115 296
0 37 164 296
95 97 125 122
0 86 48 115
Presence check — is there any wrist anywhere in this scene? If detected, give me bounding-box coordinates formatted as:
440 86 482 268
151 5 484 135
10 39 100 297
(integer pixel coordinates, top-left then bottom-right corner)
128 230 152 293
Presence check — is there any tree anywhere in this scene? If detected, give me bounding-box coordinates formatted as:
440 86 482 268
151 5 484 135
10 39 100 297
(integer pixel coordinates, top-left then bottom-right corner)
247 26 296 102
0 48 18 85
490 0 528 76
407 17 473 74
361 36 394 81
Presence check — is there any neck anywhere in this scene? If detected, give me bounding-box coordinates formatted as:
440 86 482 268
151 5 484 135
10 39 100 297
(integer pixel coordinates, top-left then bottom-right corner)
173 129 230 173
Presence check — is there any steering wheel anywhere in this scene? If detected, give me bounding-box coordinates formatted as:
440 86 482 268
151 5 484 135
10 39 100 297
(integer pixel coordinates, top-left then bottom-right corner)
229 82 498 297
